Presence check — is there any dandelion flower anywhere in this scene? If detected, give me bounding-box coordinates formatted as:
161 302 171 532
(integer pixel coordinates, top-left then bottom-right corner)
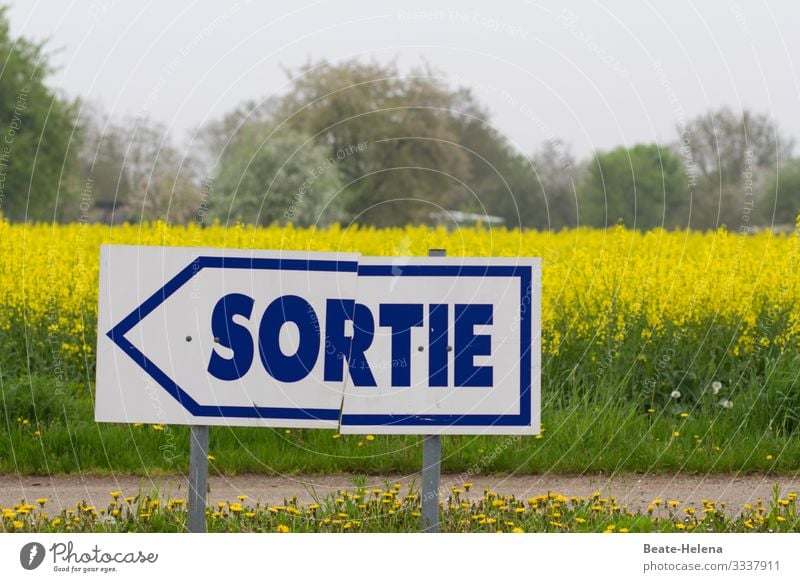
719 399 733 409
679 412 688 418
365 434 375 441
670 390 681 399
276 524 289 533
712 381 722 394
766 455 774 461
207 455 216 461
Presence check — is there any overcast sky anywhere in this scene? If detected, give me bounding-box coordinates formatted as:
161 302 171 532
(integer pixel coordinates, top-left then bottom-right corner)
7 0 799 157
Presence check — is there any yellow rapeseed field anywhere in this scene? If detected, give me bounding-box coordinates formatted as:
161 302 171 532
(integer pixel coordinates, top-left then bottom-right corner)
1 218 799 381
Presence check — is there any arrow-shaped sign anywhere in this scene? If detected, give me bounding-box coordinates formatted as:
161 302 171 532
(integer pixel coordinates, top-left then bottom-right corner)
96 245 360 428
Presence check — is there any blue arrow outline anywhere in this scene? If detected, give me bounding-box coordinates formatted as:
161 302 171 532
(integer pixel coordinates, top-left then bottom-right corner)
106 256 358 420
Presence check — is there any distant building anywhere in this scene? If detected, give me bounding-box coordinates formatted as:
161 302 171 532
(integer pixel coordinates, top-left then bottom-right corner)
429 210 504 228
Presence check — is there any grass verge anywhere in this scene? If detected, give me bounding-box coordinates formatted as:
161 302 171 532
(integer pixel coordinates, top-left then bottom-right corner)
2 483 798 533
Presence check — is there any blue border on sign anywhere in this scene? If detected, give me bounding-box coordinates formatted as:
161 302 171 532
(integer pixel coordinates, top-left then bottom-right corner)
106 256 358 421
340 263 533 428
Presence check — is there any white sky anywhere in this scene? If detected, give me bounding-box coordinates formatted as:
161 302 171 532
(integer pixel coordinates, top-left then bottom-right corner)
7 0 800 157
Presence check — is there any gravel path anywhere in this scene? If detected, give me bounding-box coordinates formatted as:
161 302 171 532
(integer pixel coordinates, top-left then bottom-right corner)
3 472 800 514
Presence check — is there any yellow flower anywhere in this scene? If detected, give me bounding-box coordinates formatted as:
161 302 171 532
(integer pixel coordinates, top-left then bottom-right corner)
36 498 48 506
512 527 524 533
237 495 248 501
229 503 243 513
673 431 680 437
12 520 23 529
51 518 62 526
207 455 216 461
276 524 289 533
365 434 375 441
766 454 774 461
680 412 688 418
151 424 164 431
463 483 473 491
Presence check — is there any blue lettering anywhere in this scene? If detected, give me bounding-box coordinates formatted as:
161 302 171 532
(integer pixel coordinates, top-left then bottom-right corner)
324 299 377 386
454 304 493 387
428 304 448 386
207 293 255 381
258 295 320 383
380 304 423 387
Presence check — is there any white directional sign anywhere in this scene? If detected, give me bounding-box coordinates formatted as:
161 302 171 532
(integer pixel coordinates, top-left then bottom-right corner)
339 256 541 435
96 245 540 435
96 245 360 428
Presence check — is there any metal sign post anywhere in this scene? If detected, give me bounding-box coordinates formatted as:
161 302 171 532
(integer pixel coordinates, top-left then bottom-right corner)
422 248 445 533
188 425 209 533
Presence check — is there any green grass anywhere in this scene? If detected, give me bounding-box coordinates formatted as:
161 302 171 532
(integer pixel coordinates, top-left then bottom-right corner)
2 323 800 475
1 369 799 475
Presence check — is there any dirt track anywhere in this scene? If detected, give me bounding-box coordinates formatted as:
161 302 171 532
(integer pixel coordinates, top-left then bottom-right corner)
3 472 800 514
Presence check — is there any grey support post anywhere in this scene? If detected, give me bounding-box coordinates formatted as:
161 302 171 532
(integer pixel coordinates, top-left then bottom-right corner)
422 248 446 532
188 425 209 533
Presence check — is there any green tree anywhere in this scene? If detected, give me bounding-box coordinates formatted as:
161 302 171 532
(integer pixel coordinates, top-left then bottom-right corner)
530 140 580 230
277 59 472 226
758 160 800 227
0 7 79 221
211 126 344 226
680 108 793 229
79 109 204 223
446 93 535 228
579 144 687 229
